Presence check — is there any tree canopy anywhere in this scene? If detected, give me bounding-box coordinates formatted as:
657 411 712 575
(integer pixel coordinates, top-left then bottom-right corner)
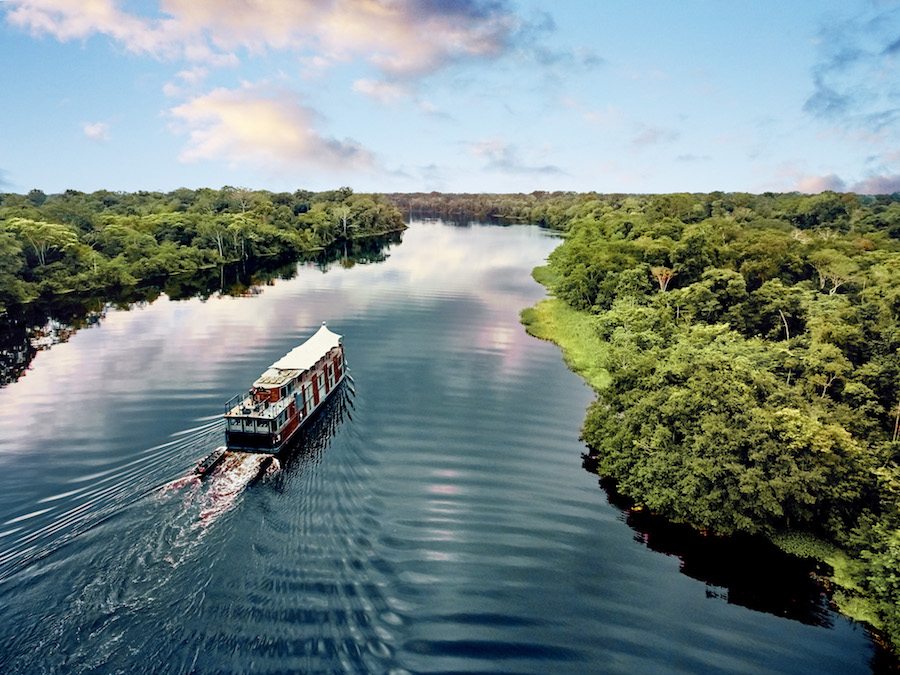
0 186 405 313
511 189 900 652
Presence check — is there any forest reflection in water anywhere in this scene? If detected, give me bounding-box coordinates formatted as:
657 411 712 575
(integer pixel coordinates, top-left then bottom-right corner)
586 457 834 628
0 232 401 388
0 221 880 673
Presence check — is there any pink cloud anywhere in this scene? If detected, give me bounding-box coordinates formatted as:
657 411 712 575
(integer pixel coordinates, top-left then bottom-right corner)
792 172 900 194
169 84 375 172
796 173 846 193
6 0 521 77
851 174 900 194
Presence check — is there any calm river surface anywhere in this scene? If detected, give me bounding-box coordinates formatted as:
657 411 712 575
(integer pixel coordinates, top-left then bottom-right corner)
0 221 878 672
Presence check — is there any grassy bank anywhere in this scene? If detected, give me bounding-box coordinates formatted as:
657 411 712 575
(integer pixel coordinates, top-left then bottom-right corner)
519 266 610 391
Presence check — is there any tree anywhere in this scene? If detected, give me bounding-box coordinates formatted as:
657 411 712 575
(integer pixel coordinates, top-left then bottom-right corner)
667 268 748 329
196 219 230 259
790 192 855 230
671 224 715 284
0 231 34 309
743 279 809 341
650 266 676 291
8 217 78 266
334 205 352 237
26 189 47 207
583 323 870 536
809 248 858 294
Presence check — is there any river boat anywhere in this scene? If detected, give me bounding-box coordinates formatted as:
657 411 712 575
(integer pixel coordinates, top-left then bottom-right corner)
221 322 346 454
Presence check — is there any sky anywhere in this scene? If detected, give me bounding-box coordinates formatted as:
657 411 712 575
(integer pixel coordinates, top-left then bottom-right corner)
0 0 899 195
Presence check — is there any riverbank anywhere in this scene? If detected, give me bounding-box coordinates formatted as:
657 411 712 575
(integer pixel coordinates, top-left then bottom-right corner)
0 223 408 318
521 261 895 660
519 266 609 391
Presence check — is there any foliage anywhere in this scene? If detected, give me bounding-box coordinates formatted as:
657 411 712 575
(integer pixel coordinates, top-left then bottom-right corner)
520 189 900 653
521 297 611 391
0 187 405 309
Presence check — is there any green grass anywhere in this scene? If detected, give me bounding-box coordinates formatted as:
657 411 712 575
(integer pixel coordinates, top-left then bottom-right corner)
521 266 610 391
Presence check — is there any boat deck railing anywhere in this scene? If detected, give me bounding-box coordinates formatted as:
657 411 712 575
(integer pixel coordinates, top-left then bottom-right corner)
224 392 245 412
224 391 294 419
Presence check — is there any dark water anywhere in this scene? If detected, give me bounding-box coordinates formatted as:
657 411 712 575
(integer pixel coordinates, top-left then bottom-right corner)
0 221 878 673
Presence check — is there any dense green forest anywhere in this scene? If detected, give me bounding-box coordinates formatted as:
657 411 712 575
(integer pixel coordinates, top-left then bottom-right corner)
3 187 900 651
0 187 405 313
505 190 900 652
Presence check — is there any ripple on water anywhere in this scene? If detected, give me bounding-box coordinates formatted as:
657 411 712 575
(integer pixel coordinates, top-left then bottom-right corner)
0 222 880 674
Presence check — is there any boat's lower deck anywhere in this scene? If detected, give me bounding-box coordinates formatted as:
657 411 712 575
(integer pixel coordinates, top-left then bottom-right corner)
224 375 346 453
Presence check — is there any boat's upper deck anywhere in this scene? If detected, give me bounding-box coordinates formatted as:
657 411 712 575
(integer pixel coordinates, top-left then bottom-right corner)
253 368 300 389
224 391 293 420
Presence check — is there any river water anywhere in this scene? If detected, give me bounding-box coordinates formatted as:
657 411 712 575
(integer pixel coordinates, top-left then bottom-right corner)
0 221 878 672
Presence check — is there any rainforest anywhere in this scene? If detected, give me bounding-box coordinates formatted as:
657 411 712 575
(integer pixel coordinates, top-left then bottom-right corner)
0 186 405 312
2 188 899 663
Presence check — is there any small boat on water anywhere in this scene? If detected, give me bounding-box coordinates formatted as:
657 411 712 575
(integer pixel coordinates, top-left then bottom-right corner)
195 322 346 476
224 321 347 453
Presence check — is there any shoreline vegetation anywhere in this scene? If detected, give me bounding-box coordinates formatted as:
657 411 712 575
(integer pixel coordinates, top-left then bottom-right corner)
3 188 900 656
0 186 406 315
520 265 611 391
503 190 900 656
383 190 900 658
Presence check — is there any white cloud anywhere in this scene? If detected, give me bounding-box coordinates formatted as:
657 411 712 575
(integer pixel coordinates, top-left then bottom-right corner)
631 125 680 148
469 139 563 175
163 66 210 98
176 66 208 84
299 55 332 80
417 100 450 119
352 79 408 104
6 0 523 77
169 84 375 172
7 0 199 58
83 121 110 142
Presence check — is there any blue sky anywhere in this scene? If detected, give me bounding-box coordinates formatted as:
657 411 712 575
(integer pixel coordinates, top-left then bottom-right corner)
1 0 898 194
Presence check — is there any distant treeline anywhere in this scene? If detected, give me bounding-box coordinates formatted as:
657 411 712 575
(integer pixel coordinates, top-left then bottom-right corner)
386 190 900 235
506 189 900 652
0 186 405 313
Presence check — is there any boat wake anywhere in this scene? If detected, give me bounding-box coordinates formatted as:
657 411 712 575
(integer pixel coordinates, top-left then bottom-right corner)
0 380 352 585
0 420 223 583
160 451 280 527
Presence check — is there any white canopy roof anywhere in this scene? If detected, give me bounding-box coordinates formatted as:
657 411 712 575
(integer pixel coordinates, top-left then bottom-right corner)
270 323 342 372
